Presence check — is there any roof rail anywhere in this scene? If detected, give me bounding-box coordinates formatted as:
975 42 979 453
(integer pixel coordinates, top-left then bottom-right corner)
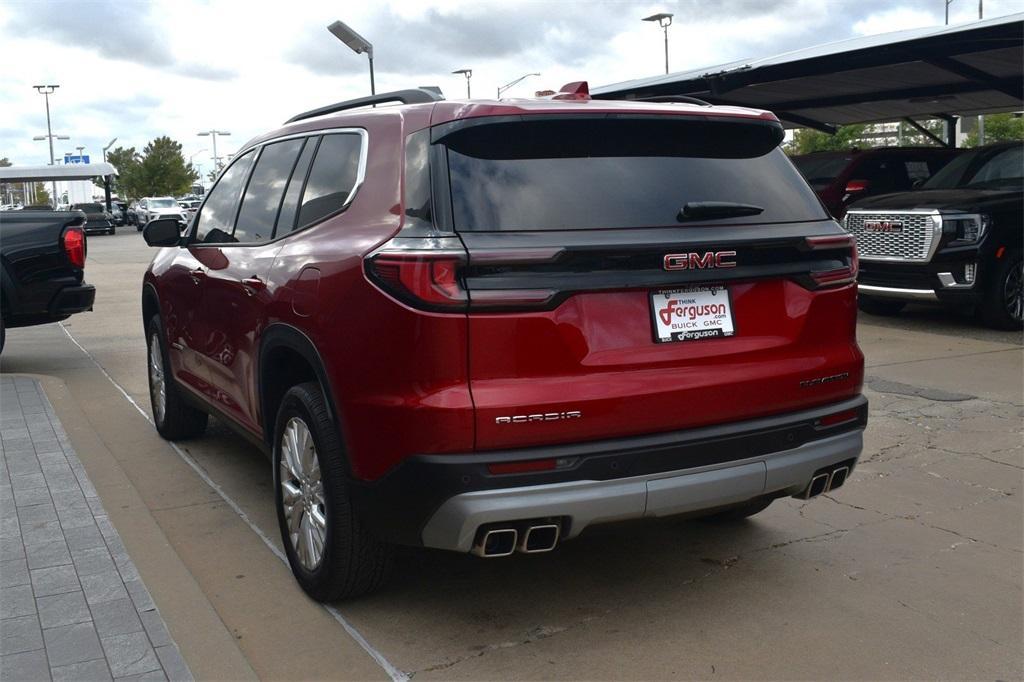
285 88 444 124
636 95 714 107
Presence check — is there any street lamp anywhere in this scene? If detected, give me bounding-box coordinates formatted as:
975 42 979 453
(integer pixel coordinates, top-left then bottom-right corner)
32 84 61 205
497 73 540 99
642 13 674 74
75 146 85 159
197 131 230 170
102 137 117 163
452 69 473 98
327 20 375 96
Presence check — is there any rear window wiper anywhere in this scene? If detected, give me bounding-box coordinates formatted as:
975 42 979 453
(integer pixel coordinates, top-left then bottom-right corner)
677 202 764 222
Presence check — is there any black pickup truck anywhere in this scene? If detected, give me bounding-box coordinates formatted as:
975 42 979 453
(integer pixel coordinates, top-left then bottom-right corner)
846 142 1023 329
0 210 97 352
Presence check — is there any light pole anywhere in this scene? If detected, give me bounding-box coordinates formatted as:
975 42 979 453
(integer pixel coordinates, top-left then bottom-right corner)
327 20 375 96
197 131 230 171
33 84 61 205
452 69 473 98
497 73 540 99
75 146 85 159
642 13 674 74
102 137 117 163
945 0 955 24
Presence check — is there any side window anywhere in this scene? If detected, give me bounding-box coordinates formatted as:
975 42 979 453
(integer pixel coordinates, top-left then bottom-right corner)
193 151 255 244
904 160 931 184
296 133 362 230
274 137 318 237
234 139 305 243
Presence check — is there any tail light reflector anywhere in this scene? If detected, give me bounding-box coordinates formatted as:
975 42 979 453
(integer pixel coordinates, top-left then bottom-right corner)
487 458 557 475
63 227 86 269
817 408 860 427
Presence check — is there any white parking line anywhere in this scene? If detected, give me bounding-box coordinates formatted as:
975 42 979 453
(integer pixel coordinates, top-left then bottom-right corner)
59 322 410 682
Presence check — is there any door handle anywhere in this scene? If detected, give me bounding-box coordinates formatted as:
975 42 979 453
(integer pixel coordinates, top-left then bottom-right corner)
188 268 205 285
241 276 266 295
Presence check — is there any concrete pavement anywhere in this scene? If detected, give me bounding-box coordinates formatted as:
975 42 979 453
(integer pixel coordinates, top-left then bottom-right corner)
1 230 1020 680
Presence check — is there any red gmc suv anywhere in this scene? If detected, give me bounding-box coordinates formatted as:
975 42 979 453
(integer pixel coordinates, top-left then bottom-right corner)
141 83 866 600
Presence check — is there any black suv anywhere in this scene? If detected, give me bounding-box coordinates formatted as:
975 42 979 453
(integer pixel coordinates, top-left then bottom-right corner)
846 142 1023 329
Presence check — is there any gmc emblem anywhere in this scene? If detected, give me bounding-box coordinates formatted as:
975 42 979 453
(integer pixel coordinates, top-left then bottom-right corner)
864 220 903 233
663 251 737 270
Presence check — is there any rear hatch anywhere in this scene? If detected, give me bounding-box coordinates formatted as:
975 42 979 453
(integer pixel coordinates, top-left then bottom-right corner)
369 113 862 451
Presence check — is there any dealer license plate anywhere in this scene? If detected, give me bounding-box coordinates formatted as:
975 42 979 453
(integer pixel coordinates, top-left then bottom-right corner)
650 286 735 343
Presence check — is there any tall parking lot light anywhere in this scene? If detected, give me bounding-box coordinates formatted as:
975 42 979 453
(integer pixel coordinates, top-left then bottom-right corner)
497 73 540 98
197 131 230 171
102 137 117 163
328 20 375 96
452 69 473 98
642 13 674 74
33 84 61 205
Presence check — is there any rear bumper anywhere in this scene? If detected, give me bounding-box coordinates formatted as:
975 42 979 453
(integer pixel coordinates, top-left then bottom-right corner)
50 284 96 317
423 427 863 552
351 395 867 550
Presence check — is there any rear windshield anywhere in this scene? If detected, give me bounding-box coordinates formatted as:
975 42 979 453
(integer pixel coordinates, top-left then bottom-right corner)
444 118 826 231
149 198 178 208
73 203 103 212
791 155 851 189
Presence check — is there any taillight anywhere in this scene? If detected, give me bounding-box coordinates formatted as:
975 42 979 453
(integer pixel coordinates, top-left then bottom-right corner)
63 227 86 269
806 234 857 288
817 408 860 427
365 236 468 311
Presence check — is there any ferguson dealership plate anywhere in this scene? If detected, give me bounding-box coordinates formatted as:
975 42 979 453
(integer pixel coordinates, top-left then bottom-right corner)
651 286 735 343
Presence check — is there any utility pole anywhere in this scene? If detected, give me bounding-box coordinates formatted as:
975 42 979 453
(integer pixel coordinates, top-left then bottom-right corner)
643 13 674 74
32 84 60 205
945 0 955 24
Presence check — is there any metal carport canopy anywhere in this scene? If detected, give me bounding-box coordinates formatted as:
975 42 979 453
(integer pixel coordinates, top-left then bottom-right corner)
0 163 118 183
592 13 1023 133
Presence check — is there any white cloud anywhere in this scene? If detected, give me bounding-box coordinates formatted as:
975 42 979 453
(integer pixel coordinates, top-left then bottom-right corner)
0 0 1020 170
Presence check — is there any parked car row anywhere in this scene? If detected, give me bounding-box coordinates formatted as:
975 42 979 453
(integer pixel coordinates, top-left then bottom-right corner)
792 142 1023 329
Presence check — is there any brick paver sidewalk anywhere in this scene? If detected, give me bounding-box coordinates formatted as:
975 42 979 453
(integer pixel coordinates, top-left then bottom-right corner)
1 376 192 681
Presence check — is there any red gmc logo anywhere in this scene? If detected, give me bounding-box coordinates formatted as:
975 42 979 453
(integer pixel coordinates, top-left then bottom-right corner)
864 220 904 233
663 251 737 270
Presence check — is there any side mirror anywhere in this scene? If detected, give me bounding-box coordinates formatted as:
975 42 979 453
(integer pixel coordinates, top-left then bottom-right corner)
143 218 182 247
844 179 870 194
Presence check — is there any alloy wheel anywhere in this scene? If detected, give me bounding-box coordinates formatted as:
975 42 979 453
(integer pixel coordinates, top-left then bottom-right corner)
148 334 166 424
280 417 327 571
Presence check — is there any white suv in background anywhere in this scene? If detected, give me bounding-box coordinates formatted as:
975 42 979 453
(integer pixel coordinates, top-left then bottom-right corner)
135 197 186 230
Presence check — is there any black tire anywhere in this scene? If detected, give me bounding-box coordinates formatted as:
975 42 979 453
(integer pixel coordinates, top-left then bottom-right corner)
698 497 774 522
145 315 208 439
858 295 906 317
980 250 1023 330
273 382 392 601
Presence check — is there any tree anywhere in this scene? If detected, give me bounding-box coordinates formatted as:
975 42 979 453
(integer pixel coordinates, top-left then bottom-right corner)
136 137 198 197
964 113 1024 147
106 146 144 200
33 182 50 205
106 138 198 199
788 124 868 155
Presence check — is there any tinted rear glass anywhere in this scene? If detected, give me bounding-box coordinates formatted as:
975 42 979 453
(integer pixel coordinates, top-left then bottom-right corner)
235 138 305 242
444 118 825 231
296 134 361 229
74 203 104 212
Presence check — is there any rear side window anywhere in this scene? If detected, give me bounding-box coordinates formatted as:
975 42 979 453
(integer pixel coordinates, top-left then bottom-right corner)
444 118 826 231
194 151 255 244
296 134 362 230
235 138 305 243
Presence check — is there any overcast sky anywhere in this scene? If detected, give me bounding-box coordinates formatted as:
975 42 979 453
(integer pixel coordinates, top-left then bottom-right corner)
1 0 1019 172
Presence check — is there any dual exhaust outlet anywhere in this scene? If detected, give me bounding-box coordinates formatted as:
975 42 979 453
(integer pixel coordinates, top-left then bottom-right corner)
798 463 851 500
472 522 561 558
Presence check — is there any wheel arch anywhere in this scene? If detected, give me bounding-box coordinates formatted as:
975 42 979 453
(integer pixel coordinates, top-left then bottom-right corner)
141 282 161 335
258 323 342 447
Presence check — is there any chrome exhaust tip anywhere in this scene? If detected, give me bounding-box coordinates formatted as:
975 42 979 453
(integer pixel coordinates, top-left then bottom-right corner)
518 524 560 553
472 528 518 558
800 472 831 500
827 466 850 491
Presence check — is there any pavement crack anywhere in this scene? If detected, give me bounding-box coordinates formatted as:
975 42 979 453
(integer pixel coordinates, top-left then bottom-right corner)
412 617 601 676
